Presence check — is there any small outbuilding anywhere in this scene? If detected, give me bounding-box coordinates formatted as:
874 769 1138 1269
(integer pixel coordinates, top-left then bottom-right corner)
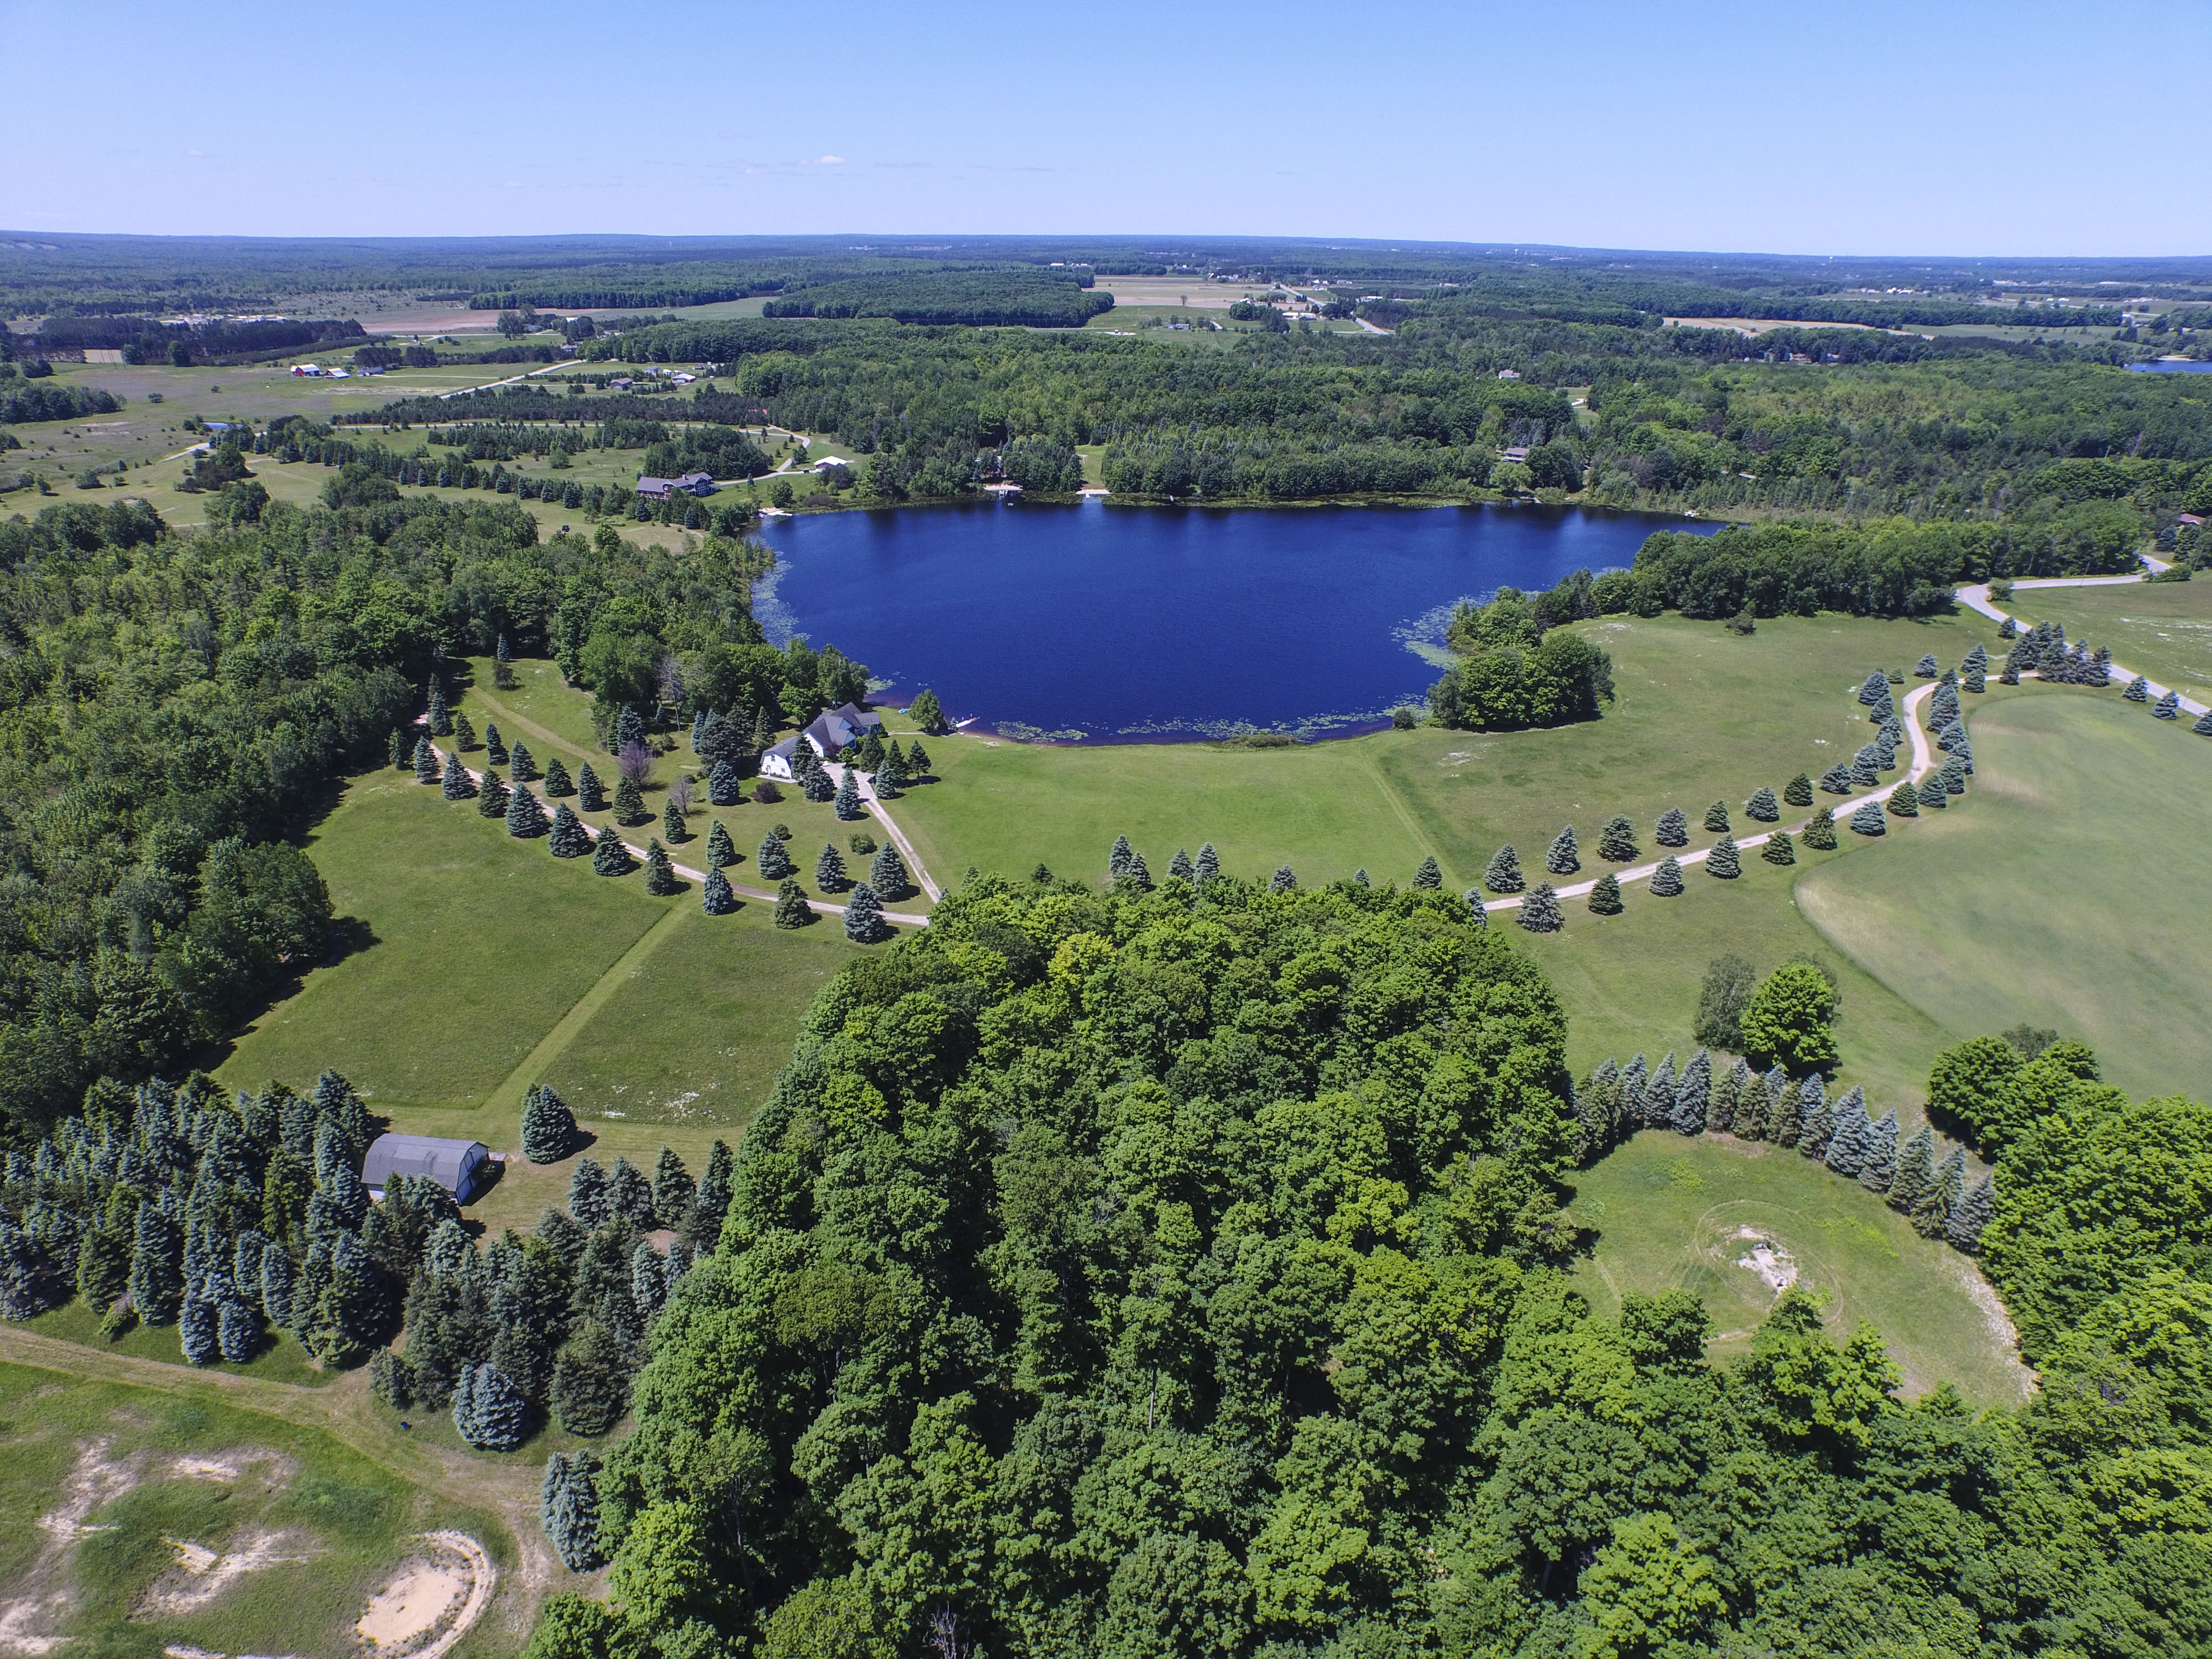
362 1133 493 1204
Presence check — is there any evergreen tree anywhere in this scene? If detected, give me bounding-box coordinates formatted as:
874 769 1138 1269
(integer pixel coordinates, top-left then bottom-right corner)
591 829 632 876
1914 653 1939 677
1673 1048 1711 1135
1796 1084 1839 1159
509 742 536 781
1745 787 1780 823
1849 800 1887 836
705 821 737 868
428 681 452 736
816 843 849 891
1965 668 1986 693
833 768 862 821
1888 1125 1935 1213
568 1159 610 1227
702 866 736 916
1770 1079 1804 1150
1616 1054 1648 1129
757 834 794 880
390 728 410 771
1414 854 1445 888
1921 777 1948 810
1762 830 1796 865
476 769 509 818
1108 835 1134 879
1804 808 1838 850
1269 865 1298 893
521 1084 578 1164
1947 1176 1995 1253
259 1249 295 1327
2195 711 2212 737
1597 816 1637 860
217 1300 261 1364
179 1294 219 1364
541 1451 607 1571
484 723 508 764
1646 1054 1678 1129
873 748 904 800
844 881 886 943
414 738 440 785
869 843 910 900
1736 1070 1769 1140
906 739 932 778
774 878 812 929
1650 855 1684 898
1655 807 1689 847
1849 747 1881 789
652 1147 695 1229
1998 616 2017 640
1517 882 1564 933
576 760 606 812
604 1156 654 1228
1818 763 1853 795
452 711 476 752
454 1361 530 1451
1858 1112 1900 1193
547 805 592 858
1703 801 1730 833
643 840 677 896
1168 848 1196 883
1117 850 1153 893
505 781 546 837
1824 1098 1870 1177
1887 780 1920 817
2154 691 2181 719
1783 773 1814 807
1464 890 1489 927
1705 837 1741 879
611 773 645 826
129 1201 183 1324
440 751 475 801
544 757 573 797
1588 873 1623 916
551 1320 631 1436
662 795 688 843
1913 1149 1965 1239
1858 670 1888 705
2122 675 2150 702
1483 844 1525 893
1194 843 1221 885
1713 1060 1751 1134
707 760 742 806
1544 828 1578 875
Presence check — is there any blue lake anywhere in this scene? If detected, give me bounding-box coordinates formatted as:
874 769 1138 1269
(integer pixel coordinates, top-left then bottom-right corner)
759 501 1704 741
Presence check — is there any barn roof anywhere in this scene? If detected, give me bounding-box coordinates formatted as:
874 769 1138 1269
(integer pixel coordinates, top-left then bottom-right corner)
363 1132 488 1194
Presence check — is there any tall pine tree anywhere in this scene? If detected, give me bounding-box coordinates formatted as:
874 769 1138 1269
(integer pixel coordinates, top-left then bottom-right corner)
1545 828 1579 875
1483 845 1525 893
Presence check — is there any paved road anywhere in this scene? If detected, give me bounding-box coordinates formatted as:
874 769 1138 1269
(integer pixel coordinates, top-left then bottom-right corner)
1957 560 2209 719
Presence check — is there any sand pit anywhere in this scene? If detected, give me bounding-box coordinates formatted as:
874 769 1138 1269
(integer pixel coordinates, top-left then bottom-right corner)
356 1533 494 1659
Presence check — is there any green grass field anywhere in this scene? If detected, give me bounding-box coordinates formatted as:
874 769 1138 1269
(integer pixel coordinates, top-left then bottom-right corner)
1798 691 2212 1103
0 1358 513 1658
1570 1133 2031 1406
2004 576 2212 708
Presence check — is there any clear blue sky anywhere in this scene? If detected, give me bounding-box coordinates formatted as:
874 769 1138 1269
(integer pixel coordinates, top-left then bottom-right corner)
7 0 2198 257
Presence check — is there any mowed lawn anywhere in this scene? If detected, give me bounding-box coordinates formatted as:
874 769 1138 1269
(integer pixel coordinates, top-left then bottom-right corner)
1571 1133 2032 1407
895 611 2001 894
1798 690 2212 1103
2005 576 2212 708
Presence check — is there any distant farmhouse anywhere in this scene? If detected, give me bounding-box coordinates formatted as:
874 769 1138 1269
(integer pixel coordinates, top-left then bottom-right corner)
760 702 885 780
635 472 717 500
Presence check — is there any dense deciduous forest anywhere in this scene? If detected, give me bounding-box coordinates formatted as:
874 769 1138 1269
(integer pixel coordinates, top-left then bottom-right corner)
761 269 1113 328
525 879 2212 1659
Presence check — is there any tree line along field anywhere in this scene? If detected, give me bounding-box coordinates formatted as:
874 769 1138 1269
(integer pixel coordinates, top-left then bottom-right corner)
2002 574 2212 707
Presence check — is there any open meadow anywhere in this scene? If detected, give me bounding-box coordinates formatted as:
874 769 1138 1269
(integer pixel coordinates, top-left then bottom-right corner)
2001 575 2212 707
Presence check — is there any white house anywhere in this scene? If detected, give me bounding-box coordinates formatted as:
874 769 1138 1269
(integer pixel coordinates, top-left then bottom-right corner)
759 702 884 780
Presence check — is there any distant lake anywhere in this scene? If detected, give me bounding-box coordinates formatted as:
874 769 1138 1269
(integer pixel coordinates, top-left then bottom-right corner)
2126 361 2212 373
759 501 1707 742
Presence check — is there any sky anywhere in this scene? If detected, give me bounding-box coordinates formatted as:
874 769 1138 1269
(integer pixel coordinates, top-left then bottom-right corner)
4 0 2200 257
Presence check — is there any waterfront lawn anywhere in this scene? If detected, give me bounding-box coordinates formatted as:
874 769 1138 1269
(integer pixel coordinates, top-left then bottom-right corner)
1570 1133 2031 1407
1797 691 2212 1104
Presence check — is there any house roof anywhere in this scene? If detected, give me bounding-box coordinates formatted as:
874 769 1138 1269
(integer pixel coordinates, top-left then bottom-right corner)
635 476 676 494
363 1133 488 1193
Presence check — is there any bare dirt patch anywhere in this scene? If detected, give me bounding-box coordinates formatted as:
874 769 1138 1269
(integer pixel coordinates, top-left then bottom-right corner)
1731 1225 1800 1295
0 1438 143 1655
356 1533 494 1659
140 1528 320 1616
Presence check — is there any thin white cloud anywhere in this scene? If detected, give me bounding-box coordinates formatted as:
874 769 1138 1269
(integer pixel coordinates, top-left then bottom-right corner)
799 154 845 167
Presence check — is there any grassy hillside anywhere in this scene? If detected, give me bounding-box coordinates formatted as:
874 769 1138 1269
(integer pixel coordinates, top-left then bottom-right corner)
1571 1133 2031 1407
1798 690 2212 1102
2004 576 2212 707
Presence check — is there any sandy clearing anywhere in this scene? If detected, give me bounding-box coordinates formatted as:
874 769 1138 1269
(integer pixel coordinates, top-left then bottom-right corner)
142 1528 319 1617
356 1532 494 1659
0 1440 143 1655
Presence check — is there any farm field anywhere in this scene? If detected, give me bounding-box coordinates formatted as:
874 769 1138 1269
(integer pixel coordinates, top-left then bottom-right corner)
1569 1132 2032 1407
2002 576 2212 708
1798 690 2212 1103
